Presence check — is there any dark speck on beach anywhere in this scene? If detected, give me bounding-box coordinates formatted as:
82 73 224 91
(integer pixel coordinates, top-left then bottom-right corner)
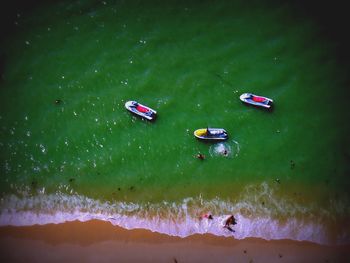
118 187 121 191
279 254 283 258
243 250 247 254
173 258 178 263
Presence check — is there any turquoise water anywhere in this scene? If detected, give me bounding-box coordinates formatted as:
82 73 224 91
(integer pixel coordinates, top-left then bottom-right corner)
1 0 349 244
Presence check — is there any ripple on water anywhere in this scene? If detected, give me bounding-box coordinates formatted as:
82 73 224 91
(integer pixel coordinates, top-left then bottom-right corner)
209 140 240 158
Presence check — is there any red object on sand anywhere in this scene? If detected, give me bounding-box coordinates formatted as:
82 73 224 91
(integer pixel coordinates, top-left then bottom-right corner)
201 213 213 219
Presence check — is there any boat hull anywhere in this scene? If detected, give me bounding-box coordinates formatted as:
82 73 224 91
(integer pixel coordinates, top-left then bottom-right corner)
125 101 157 121
239 93 273 109
194 128 228 141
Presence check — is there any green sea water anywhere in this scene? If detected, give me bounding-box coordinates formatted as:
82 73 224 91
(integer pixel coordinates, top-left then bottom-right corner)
1 0 349 244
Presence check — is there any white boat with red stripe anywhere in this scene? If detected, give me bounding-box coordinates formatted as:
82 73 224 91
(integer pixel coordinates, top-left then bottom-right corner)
125 101 157 121
239 93 273 109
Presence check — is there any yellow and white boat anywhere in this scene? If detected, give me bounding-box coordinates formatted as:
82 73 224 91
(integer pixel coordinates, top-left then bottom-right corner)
194 128 228 141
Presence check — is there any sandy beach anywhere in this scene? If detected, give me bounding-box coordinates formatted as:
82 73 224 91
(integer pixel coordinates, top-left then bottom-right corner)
0 220 349 263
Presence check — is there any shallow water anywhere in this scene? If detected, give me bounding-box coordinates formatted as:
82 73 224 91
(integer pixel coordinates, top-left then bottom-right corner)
1 0 349 245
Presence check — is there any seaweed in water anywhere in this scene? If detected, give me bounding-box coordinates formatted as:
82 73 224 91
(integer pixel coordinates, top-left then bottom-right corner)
55 99 62 105
290 160 295 169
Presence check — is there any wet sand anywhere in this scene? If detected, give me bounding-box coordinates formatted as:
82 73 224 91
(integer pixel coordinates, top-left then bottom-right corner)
0 220 349 263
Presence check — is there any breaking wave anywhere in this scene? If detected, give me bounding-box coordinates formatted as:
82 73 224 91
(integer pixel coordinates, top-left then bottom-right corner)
0 182 349 245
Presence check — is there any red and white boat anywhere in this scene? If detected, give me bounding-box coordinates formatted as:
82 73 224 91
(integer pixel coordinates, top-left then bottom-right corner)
125 101 157 121
239 93 273 109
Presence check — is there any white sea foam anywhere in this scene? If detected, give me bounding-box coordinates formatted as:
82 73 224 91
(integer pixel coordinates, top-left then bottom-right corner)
0 183 348 245
209 140 240 158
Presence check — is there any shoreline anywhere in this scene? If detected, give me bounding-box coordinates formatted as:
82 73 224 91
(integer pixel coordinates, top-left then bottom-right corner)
0 220 349 263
